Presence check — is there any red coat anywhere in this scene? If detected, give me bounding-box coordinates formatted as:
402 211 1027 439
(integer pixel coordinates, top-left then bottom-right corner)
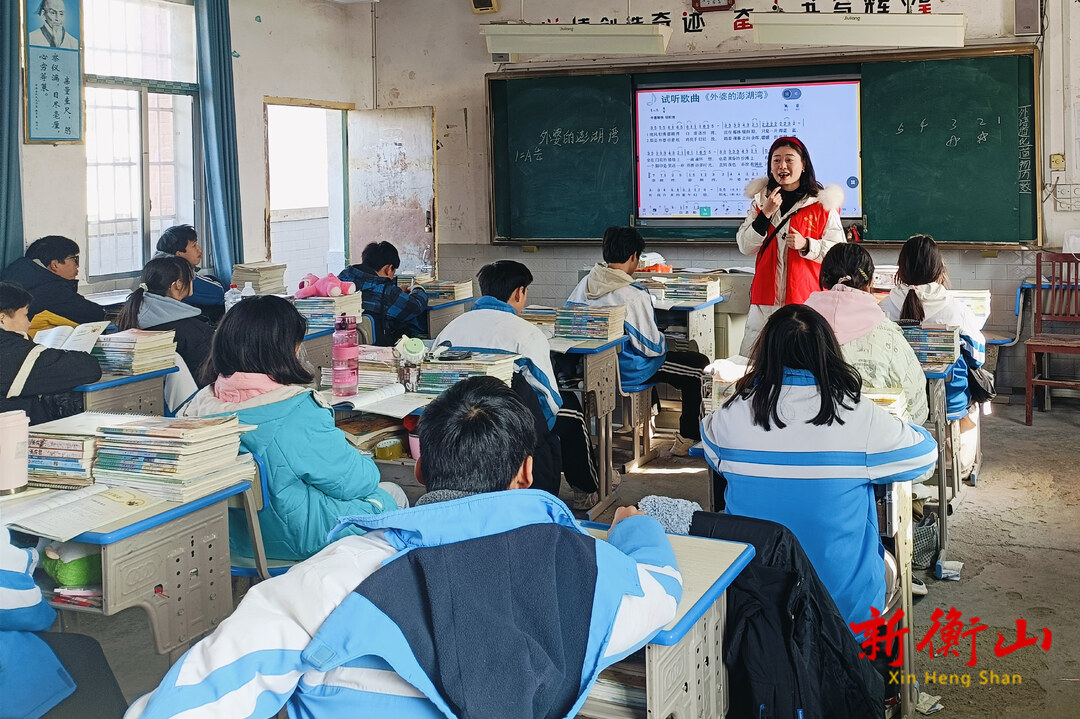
736 179 845 307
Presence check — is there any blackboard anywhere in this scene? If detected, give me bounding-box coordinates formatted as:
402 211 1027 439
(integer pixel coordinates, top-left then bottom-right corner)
488 52 1037 244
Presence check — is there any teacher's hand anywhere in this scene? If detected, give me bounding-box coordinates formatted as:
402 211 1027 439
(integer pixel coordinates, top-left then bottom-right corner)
787 229 808 252
760 187 782 216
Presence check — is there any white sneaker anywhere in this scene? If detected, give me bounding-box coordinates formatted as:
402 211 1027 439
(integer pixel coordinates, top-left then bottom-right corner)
912 577 929 596
670 434 696 457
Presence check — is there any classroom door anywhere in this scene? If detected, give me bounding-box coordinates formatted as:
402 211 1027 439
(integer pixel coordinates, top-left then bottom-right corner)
347 107 436 274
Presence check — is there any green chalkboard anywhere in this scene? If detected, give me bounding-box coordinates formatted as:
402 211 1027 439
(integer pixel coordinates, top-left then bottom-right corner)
489 52 1037 244
493 75 633 240
860 55 1036 242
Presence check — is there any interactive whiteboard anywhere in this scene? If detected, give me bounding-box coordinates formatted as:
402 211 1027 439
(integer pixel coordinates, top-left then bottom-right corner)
635 80 863 221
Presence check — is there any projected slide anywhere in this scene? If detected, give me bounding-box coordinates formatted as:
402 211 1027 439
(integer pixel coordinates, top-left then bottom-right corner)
635 81 862 220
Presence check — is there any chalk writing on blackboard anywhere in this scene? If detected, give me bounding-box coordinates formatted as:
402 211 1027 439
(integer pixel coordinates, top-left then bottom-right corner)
514 146 543 163
946 136 960 147
537 127 619 146
1018 104 1032 195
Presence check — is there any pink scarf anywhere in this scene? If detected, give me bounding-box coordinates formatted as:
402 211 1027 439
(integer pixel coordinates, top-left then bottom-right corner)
213 372 285 404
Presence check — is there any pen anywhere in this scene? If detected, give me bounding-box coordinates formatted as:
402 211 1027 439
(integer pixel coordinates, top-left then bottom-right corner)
53 595 98 608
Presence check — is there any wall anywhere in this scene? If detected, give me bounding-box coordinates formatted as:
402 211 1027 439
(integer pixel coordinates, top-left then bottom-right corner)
268 208 333 293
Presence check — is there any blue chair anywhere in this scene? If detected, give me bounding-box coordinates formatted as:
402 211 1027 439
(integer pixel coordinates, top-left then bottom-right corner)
230 453 297 581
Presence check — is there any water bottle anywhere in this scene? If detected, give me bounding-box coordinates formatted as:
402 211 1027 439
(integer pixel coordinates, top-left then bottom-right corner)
333 315 358 346
332 344 359 397
224 284 242 312
241 281 256 298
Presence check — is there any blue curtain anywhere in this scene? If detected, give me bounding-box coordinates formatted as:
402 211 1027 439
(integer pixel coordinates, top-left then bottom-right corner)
1 7 25 269
195 0 243 283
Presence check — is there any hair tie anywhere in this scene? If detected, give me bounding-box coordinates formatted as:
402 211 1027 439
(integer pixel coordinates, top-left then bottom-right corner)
837 275 853 285
138 283 148 291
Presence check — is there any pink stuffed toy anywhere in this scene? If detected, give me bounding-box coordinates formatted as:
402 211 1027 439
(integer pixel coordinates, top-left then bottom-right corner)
295 273 356 299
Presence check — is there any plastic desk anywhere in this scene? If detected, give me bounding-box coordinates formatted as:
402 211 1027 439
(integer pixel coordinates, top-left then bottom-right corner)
75 367 177 415
427 297 475 337
653 296 725 361
302 328 334 368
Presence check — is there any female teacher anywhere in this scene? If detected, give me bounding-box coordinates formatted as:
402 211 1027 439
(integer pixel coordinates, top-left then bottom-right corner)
736 136 844 354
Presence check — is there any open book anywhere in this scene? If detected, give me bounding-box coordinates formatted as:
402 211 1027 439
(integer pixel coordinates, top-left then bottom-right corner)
1 484 164 541
34 321 110 353
320 383 434 418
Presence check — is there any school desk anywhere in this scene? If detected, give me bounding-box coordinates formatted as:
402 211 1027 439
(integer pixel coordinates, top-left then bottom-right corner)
36 481 251 661
426 297 475 338
75 367 178 415
580 524 754 719
922 362 959 582
302 328 334 369
84 289 133 308
555 337 627 521
653 296 725 362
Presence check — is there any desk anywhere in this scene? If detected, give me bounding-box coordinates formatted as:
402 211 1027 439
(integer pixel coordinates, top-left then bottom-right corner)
653 296 725 362
75 367 177 415
580 525 754 719
84 289 133 309
922 363 958 582
302 328 334 369
46 482 249 660
558 337 626 521
427 297 474 337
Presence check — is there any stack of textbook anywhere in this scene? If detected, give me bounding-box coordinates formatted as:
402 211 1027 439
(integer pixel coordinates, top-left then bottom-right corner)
92 416 253 502
92 329 177 375
901 325 961 365
555 305 626 341
423 280 473 303
395 272 433 290
661 276 720 304
520 306 558 330
232 262 287 294
417 353 517 394
26 413 142 489
294 293 365 330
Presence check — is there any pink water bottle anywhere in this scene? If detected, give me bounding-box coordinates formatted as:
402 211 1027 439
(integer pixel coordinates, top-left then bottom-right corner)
332 344 359 396
333 315 358 346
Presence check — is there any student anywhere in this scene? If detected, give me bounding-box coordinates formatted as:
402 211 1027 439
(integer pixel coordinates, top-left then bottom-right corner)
1 528 127 719
701 304 937 628
178 295 406 561
0 235 105 337
736 136 844 354
338 241 427 345
116 256 214 385
434 260 600 508
568 226 708 455
803 243 929 424
154 225 225 322
0 282 101 424
127 376 681 719
880 234 985 429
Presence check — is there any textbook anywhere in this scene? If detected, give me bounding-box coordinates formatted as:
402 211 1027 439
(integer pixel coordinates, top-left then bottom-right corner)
294 293 365 330
319 384 434 418
337 414 408 452
2 484 164 542
555 305 626 341
94 455 255 503
33 321 110 353
96 414 241 440
901 325 961 365
27 412 148 486
658 276 721 304
232 262 287 295
93 329 177 375
417 353 517 394
423 280 473 303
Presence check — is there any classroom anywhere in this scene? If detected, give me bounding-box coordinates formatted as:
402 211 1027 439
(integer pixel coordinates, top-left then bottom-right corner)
1 1 1078 718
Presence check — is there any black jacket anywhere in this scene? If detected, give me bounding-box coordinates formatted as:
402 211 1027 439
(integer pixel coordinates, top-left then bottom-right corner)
690 511 884 719
144 317 214 386
0 257 106 325
510 371 562 495
0 330 102 424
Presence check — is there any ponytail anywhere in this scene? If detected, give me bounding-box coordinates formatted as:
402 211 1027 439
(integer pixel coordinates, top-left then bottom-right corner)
116 257 194 330
899 288 925 322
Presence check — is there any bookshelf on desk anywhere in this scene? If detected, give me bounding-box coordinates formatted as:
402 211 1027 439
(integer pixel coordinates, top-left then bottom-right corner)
75 367 178 415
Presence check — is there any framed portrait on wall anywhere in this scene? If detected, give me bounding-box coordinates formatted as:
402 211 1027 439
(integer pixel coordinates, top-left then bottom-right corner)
24 0 84 143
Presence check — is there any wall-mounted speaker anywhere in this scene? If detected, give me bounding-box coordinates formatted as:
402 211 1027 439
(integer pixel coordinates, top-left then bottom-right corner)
472 0 498 14
1014 0 1041 36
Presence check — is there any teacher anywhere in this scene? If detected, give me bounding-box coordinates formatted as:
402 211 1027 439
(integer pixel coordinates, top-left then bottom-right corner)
736 136 844 355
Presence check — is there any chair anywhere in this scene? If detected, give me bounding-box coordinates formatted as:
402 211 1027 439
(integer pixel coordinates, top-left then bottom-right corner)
614 363 659 473
359 313 376 345
1024 253 1080 425
163 353 198 417
230 453 297 581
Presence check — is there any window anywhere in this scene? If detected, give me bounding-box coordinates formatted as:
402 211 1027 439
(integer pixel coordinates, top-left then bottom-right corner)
83 0 198 279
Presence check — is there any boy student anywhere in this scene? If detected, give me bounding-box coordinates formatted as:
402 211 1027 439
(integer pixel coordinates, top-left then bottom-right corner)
434 260 601 509
155 224 225 322
339 240 428 345
0 282 101 424
568 226 709 455
127 376 682 719
0 235 105 336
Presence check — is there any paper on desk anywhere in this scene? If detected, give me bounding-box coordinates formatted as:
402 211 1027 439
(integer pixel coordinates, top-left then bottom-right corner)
3 485 164 541
547 337 585 353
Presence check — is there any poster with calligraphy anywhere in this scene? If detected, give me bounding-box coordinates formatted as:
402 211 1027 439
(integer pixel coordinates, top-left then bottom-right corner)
24 0 83 143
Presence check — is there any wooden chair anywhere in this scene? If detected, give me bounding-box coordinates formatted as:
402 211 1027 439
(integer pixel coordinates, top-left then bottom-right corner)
1024 252 1080 425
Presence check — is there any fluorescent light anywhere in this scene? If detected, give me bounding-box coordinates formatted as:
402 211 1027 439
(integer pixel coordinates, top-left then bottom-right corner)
751 12 966 48
480 23 672 55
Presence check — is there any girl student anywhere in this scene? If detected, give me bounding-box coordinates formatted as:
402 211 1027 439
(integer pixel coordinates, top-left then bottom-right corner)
736 136 845 354
804 243 929 424
179 295 407 561
116 256 214 385
880 234 986 432
700 304 937 628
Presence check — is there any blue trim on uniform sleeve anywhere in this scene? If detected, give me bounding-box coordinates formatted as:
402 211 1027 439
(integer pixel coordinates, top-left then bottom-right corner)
865 427 938 467
624 321 666 355
646 570 683 601
719 447 867 466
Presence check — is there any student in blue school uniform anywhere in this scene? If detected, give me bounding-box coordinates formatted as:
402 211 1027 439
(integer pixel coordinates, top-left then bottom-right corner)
127 376 682 719
154 225 226 323
568 226 709 455
338 241 428 345
434 260 601 508
879 234 986 431
178 295 407 561
701 304 938 628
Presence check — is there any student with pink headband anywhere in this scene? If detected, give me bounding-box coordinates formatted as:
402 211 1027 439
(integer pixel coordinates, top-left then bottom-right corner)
736 136 845 355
